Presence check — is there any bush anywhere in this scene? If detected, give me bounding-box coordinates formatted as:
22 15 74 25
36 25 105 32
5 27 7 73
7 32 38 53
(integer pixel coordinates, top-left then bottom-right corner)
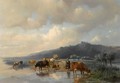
90 65 120 82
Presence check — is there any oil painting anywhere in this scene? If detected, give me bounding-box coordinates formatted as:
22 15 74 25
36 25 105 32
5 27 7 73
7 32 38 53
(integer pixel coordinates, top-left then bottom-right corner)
0 0 120 83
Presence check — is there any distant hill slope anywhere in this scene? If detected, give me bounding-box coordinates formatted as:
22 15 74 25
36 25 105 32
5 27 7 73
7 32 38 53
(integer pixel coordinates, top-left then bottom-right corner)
22 42 120 60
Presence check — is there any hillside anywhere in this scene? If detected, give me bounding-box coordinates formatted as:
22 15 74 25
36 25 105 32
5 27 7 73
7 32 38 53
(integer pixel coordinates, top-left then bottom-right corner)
22 42 120 60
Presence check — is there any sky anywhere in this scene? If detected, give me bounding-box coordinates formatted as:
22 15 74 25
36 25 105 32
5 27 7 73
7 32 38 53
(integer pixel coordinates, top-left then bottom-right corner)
0 0 120 57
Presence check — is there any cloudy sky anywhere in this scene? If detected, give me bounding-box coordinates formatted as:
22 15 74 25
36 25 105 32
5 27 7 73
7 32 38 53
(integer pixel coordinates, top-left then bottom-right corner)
0 0 120 57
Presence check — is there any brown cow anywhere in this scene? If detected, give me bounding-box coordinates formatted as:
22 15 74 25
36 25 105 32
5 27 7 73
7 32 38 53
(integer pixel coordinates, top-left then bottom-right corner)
71 62 90 77
28 60 36 65
52 63 60 71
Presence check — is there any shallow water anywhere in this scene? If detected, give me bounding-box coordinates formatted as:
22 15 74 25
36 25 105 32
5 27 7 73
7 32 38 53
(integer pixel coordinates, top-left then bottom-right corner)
0 58 120 83
0 58 74 83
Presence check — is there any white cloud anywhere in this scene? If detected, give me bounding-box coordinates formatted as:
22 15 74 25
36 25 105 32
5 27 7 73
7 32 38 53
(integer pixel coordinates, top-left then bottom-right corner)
0 0 119 29
0 0 120 57
0 25 81 57
91 36 101 43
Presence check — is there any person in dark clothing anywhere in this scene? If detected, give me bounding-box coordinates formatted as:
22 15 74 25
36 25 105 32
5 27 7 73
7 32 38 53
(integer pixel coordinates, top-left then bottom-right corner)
66 59 70 69
66 59 71 78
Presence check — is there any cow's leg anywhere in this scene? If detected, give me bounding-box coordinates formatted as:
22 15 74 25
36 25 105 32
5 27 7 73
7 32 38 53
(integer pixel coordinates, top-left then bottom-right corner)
39 67 40 73
73 70 77 78
39 67 42 73
53 66 55 72
14 66 16 70
80 71 82 77
45 66 48 72
73 70 75 78
13 65 17 70
75 70 77 77
13 65 15 69
13 65 15 70
41 67 42 73
80 71 82 75
83 71 84 75
47 66 49 72
80 71 84 77
34 67 37 71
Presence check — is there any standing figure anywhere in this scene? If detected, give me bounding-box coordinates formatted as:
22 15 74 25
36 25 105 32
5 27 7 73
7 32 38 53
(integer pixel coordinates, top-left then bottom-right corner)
65 59 71 78
66 59 70 69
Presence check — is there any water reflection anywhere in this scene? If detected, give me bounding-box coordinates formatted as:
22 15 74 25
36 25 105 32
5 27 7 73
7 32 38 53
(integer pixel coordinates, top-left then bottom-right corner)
67 70 71 78
36 72 49 77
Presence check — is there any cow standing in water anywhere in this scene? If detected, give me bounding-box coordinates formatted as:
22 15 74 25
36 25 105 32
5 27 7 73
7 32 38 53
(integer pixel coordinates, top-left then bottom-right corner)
28 60 36 66
35 59 50 73
13 61 23 70
71 62 91 77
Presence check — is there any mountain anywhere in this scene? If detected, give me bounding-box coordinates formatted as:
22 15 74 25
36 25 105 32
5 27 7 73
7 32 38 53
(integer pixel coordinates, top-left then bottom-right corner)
22 42 120 60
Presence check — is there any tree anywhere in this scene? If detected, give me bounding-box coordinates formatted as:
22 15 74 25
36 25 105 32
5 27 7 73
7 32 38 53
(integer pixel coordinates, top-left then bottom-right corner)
107 53 115 66
102 53 108 66
95 54 101 63
95 53 116 67
95 53 108 66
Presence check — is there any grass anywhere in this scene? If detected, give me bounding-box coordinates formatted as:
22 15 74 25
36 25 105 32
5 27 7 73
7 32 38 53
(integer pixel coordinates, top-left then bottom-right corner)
89 64 120 82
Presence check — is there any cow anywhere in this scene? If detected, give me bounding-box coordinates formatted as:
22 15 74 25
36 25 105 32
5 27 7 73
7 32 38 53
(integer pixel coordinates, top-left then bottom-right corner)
71 62 91 77
44 58 57 71
44 58 60 72
35 59 50 73
28 60 36 65
52 63 60 72
13 61 23 70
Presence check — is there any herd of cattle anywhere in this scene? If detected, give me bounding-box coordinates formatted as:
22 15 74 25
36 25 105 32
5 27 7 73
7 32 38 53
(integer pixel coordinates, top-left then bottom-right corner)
12 58 91 77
